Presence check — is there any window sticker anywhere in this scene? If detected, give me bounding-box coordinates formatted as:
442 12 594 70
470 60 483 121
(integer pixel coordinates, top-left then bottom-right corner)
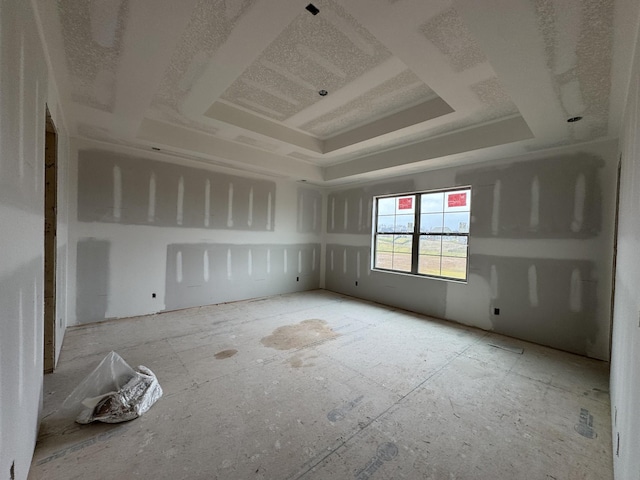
398 197 413 210
447 192 467 207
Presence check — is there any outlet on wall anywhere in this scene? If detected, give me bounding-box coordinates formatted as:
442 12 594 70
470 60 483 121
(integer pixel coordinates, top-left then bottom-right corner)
152 293 156 298
493 307 500 315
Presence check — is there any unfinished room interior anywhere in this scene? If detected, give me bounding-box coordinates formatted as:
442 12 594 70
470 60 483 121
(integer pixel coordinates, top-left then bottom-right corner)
2 0 640 478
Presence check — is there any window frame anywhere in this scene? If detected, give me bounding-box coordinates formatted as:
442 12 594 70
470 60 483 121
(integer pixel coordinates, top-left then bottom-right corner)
372 186 472 282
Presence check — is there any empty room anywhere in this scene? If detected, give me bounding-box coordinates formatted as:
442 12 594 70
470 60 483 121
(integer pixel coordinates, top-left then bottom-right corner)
2 0 640 478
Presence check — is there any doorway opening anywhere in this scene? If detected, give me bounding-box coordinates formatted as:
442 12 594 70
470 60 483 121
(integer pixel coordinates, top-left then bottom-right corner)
44 107 57 373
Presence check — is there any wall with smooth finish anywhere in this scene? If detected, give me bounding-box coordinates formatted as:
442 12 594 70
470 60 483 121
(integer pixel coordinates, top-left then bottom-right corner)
610 20 640 479
325 140 617 360
67 140 324 325
0 0 70 478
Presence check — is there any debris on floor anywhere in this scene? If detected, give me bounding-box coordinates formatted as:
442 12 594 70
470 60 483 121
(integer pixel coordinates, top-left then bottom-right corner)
63 351 163 424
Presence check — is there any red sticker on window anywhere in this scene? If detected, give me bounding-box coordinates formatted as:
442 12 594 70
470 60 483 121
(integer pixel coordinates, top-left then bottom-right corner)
448 192 467 207
398 197 413 209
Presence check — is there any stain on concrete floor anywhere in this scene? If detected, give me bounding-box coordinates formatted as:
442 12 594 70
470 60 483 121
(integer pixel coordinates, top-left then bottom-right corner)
214 349 238 359
287 353 318 368
261 319 339 350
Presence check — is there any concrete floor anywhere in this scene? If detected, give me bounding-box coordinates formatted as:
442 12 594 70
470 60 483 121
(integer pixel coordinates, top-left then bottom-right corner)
30 290 612 479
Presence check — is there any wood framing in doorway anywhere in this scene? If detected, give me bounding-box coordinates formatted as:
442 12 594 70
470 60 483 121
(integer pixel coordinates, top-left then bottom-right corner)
609 155 622 361
44 107 57 373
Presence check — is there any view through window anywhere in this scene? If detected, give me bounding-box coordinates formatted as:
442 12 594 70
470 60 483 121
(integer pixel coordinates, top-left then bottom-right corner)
373 187 471 281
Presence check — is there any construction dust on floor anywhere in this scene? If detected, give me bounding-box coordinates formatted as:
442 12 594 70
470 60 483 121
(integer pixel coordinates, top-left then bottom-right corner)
261 319 340 350
29 290 612 479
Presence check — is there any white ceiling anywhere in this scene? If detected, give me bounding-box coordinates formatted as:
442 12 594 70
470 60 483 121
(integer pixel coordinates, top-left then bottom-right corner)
36 0 638 185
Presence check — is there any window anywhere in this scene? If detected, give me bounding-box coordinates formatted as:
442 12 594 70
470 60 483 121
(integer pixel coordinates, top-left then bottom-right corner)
373 187 471 281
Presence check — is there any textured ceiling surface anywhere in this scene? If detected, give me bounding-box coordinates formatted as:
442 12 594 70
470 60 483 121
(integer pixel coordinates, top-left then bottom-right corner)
220 0 393 124
298 69 436 139
58 0 129 112
39 0 631 184
534 0 614 142
421 7 487 73
153 0 257 113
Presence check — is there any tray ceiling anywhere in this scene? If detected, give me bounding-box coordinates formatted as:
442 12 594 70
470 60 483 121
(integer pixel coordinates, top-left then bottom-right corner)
36 0 631 184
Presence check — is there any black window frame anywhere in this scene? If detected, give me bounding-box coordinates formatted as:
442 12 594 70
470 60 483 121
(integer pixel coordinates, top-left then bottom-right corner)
372 186 471 282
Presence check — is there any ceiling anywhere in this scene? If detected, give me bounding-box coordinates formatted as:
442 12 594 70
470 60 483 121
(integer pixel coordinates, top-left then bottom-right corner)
36 0 638 185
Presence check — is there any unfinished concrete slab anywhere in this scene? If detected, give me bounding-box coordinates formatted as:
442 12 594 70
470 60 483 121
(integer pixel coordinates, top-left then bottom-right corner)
30 291 611 479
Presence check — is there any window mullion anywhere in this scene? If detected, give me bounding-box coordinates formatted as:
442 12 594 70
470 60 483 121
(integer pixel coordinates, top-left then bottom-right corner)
411 194 421 274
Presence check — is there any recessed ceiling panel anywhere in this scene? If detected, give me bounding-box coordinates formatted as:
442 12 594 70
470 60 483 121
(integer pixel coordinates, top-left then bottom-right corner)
206 0 455 152
299 69 436 138
219 0 393 123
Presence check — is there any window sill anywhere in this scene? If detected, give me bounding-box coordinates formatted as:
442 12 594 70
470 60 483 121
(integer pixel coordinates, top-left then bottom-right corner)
371 267 468 284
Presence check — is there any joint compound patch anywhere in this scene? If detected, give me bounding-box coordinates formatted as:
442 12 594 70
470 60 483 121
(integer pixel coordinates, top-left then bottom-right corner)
354 442 398 479
575 408 597 439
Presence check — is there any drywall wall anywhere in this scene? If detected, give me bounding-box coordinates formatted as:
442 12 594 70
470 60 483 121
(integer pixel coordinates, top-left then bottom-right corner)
325 140 617 360
78 150 277 230
609 21 640 479
165 243 321 310
0 0 70 478
326 243 448 318
68 140 324 324
75 239 110 324
297 187 322 234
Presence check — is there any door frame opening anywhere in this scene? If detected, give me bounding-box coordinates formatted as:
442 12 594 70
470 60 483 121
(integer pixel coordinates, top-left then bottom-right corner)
44 106 57 373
